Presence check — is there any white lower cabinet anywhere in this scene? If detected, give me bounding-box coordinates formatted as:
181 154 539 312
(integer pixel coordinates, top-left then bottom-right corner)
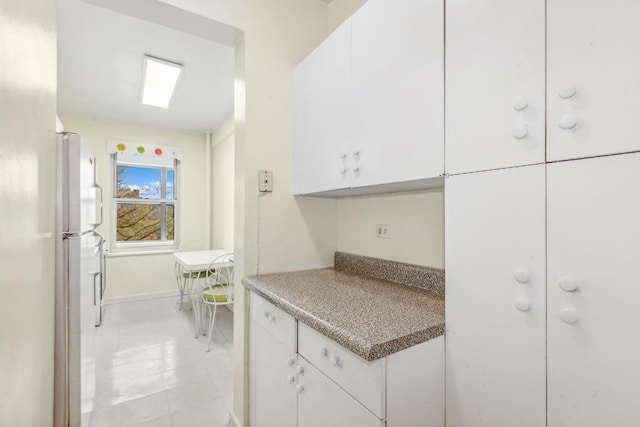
297 356 383 427
445 165 547 427
250 293 445 427
547 153 640 427
250 294 297 427
446 153 640 426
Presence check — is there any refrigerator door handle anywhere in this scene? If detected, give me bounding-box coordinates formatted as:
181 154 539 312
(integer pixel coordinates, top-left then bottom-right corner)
92 184 104 227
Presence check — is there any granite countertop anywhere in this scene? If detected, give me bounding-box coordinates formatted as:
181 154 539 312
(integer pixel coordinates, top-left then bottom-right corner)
242 254 445 361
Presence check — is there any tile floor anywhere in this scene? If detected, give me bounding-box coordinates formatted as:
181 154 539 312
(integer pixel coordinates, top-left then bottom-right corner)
84 296 234 427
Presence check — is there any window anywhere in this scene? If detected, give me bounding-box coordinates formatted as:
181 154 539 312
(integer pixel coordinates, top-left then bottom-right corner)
109 141 182 251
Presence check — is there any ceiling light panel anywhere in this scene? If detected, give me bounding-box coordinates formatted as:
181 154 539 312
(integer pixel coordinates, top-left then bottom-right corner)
141 55 182 108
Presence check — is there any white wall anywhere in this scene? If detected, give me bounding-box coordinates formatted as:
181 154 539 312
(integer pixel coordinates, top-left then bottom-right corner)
328 0 368 32
211 117 235 251
58 112 210 298
0 1 56 425
337 190 445 268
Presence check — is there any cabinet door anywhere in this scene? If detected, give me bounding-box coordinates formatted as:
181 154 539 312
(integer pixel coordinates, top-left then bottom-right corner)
547 153 640 426
351 0 443 188
251 321 297 427
292 18 351 195
446 0 545 174
445 165 546 427
547 0 640 161
297 357 383 427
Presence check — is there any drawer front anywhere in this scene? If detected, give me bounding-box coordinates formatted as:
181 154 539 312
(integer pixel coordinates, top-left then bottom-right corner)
250 292 296 352
298 322 385 418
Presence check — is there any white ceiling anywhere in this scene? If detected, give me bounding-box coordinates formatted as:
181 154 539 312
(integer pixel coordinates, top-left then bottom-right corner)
57 0 236 133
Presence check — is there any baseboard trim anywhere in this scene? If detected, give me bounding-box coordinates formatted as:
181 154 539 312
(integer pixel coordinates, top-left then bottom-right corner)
104 289 180 305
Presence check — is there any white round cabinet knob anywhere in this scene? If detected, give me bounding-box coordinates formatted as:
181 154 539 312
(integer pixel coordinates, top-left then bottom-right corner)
515 298 531 312
513 96 529 111
559 308 579 324
353 166 360 173
340 167 347 174
296 385 305 394
513 125 528 140
559 276 579 292
514 269 530 284
559 114 577 130
340 153 347 159
287 375 295 384
559 81 577 99
320 348 328 358
270 315 276 323
264 311 269 318
286 357 296 366
296 366 304 375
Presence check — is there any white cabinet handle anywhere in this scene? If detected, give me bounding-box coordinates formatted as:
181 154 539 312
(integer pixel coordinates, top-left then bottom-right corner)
270 315 276 323
353 166 360 173
263 311 270 318
287 375 295 384
559 114 577 130
352 149 360 156
340 167 347 174
330 355 342 368
559 81 577 99
513 96 528 111
320 348 328 358
286 357 296 366
514 269 530 284
515 298 531 312
296 385 305 394
559 308 579 324
513 125 528 140
559 276 579 292
296 365 304 375
340 153 347 159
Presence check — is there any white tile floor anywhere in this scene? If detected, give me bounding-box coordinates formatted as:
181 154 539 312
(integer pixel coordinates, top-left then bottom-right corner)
85 297 234 427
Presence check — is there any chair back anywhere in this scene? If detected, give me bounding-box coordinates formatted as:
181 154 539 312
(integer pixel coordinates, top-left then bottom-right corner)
206 253 234 303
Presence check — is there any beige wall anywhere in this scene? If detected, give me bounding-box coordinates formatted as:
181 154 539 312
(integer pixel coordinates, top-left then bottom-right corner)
211 117 235 251
0 1 56 425
337 189 445 268
58 112 210 298
160 1 339 424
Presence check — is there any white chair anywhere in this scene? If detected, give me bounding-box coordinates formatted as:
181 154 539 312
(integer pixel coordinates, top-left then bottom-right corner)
202 253 234 351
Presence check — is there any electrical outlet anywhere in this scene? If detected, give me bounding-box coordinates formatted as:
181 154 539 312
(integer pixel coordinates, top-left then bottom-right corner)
258 170 273 192
375 224 391 239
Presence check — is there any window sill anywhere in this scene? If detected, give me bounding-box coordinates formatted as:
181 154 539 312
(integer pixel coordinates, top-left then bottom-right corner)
108 249 178 258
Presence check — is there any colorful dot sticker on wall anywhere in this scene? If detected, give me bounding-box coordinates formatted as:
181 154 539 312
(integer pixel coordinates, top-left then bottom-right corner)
155 148 163 155
137 146 145 154
117 143 126 151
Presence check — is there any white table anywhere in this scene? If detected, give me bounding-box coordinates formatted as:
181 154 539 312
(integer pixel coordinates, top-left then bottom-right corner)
173 249 234 336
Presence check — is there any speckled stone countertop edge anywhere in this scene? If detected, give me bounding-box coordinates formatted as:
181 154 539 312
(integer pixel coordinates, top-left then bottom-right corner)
242 274 445 361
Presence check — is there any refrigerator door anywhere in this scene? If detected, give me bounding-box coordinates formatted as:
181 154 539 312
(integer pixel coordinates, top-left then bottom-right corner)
61 133 101 234
66 232 100 427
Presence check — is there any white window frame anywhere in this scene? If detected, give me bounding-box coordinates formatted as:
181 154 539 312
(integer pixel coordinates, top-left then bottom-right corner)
110 156 180 253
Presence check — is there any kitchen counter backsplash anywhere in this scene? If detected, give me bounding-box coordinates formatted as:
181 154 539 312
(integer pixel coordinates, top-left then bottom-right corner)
334 251 444 295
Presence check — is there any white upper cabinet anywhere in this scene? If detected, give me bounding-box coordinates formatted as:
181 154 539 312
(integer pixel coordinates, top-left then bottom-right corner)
547 153 640 426
292 0 444 196
547 0 640 161
446 0 545 175
350 0 444 188
293 19 352 195
445 165 546 427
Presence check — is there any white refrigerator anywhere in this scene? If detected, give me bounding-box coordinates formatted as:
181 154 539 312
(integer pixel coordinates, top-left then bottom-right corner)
54 132 105 427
